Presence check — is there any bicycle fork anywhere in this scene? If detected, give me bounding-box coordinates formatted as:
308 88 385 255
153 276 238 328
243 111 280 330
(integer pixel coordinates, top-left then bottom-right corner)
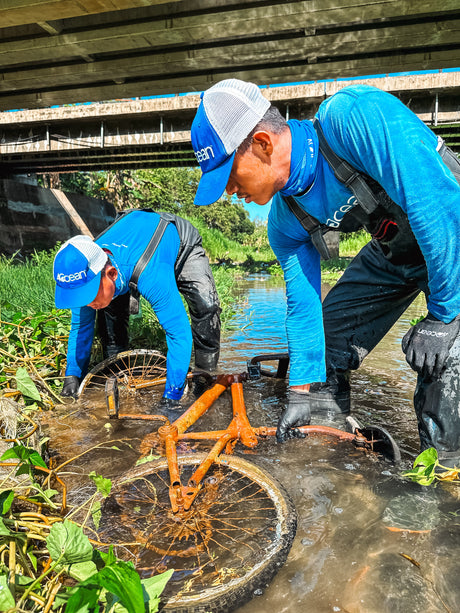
158 374 257 512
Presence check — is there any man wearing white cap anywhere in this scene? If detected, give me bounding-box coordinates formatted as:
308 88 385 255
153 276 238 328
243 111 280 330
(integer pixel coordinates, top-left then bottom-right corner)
53 210 221 405
191 78 460 466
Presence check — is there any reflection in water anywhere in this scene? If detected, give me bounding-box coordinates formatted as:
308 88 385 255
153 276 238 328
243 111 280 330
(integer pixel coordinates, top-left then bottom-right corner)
44 273 459 613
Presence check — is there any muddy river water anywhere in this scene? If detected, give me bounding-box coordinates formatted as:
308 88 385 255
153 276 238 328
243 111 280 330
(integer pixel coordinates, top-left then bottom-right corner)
44 274 460 613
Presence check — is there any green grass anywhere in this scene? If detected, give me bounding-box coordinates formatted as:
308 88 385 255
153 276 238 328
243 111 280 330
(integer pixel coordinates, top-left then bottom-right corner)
0 249 57 317
339 229 370 258
0 243 245 370
184 215 275 266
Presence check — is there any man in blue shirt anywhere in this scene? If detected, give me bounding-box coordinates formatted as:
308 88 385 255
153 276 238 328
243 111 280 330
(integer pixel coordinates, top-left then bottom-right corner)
53 210 221 406
191 79 460 466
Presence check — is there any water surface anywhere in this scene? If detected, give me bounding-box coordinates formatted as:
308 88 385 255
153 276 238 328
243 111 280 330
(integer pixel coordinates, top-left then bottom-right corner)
44 274 460 613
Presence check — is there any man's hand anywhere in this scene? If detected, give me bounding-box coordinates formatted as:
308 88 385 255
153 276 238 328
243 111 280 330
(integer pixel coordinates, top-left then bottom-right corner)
402 313 460 379
276 389 311 443
61 375 80 398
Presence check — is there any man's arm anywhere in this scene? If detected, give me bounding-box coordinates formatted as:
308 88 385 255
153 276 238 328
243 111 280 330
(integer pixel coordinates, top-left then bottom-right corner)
139 263 192 400
65 306 96 378
268 198 326 387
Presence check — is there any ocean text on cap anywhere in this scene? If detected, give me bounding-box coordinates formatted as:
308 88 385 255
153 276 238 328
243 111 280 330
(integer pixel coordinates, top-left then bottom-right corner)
194 146 215 163
56 270 87 283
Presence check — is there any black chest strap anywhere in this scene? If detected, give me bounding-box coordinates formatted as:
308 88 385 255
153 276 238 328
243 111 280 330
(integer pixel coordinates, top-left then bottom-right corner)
128 217 169 314
283 118 386 260
312 118 380 215
283 194 332 260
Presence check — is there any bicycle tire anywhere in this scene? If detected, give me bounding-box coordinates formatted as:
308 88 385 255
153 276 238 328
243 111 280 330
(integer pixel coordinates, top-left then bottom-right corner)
93 453 297 613
78 349 167 397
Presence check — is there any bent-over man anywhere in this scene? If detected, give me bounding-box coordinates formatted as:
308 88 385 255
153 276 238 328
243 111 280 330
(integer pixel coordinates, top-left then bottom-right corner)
54 210 221 406
191 78 460 466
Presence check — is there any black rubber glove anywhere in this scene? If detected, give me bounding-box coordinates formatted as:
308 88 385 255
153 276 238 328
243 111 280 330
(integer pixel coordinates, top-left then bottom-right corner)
276 389 311 443
402 313 460 379
159 397 182 411
61 375 80 398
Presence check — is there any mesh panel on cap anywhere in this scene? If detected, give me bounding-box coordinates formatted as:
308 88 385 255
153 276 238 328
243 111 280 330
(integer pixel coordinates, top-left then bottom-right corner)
204 79 270 155
57 235 107 275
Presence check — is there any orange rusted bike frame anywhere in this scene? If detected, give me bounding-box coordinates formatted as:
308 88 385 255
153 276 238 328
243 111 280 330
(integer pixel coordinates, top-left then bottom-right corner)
140 371 363 513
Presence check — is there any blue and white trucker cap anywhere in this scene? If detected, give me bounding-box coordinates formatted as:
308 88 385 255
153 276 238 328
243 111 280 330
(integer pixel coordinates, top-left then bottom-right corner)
191 79 270 206
53 235 108 309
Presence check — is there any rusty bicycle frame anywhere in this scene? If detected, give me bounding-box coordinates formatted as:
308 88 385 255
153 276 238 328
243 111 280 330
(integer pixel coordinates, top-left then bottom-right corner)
106 352 397 515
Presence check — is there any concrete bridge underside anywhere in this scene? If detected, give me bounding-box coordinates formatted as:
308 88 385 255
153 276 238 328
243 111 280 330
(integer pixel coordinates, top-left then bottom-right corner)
1 72 459 174
2 0 460 113
1 1 460 174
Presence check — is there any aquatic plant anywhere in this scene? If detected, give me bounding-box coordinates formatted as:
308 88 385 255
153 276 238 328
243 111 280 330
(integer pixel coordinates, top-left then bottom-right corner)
0 444 173 611
402 448 459 486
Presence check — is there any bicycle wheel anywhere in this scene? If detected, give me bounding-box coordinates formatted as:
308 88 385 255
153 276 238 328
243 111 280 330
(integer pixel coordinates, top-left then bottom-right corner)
78 349 167 398
92 453 297 613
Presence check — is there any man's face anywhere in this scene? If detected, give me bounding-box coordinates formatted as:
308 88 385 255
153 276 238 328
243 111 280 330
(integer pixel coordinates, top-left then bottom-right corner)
87 267 117 310
225 136 287 205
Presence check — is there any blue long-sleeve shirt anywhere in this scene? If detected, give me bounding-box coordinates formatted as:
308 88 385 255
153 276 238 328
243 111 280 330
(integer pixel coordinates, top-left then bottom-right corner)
268 85 460 387
65 211 193 398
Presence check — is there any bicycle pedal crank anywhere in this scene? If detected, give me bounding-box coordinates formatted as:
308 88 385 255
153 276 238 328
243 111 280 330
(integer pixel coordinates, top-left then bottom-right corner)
169 483 200 512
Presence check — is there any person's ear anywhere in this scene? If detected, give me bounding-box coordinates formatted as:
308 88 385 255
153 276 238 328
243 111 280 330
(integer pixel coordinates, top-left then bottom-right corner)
251 131 274 157
106 265 118 282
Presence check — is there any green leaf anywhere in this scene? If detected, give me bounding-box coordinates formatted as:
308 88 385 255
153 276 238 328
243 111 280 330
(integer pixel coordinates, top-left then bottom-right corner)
99 545 117 568
91 500 102 530
66 560 98 583
142 569 174 612
0 574 15 609
0 445 47 469
0 518 12 536
413 448 438 467
0 490 14 515
89 472 112 497
27 550 38 572
15 367 41 401
96 561 144 613
403 463 437 486
136 454 160 466
66 583 101 613
47 520 93 565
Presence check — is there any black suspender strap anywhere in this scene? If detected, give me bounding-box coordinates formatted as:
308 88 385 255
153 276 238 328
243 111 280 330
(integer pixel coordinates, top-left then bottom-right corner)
128 217 169 314
312 118 380 215
129 217 169 293
283 194 331 260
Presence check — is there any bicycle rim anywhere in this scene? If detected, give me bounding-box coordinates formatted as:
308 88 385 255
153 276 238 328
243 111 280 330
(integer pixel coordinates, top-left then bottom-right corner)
92 453 297 613
78 349 167 397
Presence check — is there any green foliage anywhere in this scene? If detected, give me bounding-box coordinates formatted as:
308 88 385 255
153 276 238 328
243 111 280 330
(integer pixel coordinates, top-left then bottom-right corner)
47 520 94 565
402 448 459 486
0 248 57 316
0 448 173 612
0 309 69 401
15 367 41 401
51 524 173 613
320 256 351 284
59 168 257 242
89 471 112 497
0 445 59 508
